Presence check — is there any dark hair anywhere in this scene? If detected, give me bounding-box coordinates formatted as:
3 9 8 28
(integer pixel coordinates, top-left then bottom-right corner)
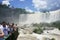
2 21 6 23
2 21 7 25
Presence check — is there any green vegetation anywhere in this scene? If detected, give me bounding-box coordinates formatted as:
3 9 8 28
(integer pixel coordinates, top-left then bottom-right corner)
51 38 55 40
33 28 43 34
51 21 60 30
32 21 60 34
0 4 27 15
0 4 33 23
32 23 43 34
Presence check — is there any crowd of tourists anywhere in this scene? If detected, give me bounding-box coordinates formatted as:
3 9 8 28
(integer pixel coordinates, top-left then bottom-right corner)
0 21 18 40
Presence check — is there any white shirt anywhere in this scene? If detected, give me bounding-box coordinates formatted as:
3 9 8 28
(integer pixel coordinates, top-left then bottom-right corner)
0 25 9 36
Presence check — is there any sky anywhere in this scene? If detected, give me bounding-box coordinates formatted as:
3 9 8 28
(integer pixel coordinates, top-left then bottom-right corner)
0 0 60 12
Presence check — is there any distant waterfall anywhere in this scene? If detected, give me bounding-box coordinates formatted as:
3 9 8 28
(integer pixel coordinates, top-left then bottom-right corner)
19 10 60 25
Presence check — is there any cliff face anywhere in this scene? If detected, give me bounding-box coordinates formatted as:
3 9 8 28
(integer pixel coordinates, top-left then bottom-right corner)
0 4 27 24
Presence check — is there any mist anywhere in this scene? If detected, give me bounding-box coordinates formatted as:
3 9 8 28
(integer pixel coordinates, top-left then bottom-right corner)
19 10 60 26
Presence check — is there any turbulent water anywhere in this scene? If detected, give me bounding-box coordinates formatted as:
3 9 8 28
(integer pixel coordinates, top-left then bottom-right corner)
19 10 60 25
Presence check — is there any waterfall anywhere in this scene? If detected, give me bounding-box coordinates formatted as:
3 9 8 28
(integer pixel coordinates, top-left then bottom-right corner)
19 10 60 26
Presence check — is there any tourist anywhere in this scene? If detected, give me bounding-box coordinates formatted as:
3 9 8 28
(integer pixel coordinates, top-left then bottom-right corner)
0 24 4 40
1 21 9 36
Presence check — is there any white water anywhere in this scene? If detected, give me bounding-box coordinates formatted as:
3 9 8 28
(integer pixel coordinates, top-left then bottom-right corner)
19 10 60 26
17 32 60 40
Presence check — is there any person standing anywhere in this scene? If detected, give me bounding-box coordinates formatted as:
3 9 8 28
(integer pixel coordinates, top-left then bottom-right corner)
0 24 4 40
1 22 9 36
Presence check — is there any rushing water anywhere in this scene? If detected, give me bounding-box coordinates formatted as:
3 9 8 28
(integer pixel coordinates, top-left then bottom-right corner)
19 10 60 26
17 32 60 40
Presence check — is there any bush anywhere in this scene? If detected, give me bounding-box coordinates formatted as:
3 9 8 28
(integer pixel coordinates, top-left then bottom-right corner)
51 38 55 40
33 28 43 34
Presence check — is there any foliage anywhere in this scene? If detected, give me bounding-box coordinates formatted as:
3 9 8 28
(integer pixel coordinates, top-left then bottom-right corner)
32 21 60 30
0 4 31 23
51 21 60 30
33 28 43 34
51 38 55 40
0 4 9 8
32 21 60 34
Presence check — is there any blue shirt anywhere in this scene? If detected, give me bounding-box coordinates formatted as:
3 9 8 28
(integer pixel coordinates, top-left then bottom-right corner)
0 38 4 40
3 27 8 36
